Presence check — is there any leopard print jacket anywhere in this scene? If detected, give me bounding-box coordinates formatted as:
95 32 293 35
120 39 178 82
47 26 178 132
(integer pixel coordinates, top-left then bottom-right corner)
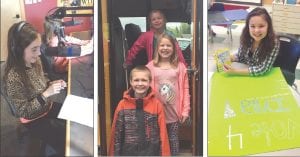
5 66 51 119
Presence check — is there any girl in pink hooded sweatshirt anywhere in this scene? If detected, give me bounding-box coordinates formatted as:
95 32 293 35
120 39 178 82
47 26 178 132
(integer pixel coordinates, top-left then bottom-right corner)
146 33 190 155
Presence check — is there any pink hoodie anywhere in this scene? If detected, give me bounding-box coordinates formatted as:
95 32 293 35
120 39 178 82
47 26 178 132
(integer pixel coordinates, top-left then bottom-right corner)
146 61 190 119
125 29 187 66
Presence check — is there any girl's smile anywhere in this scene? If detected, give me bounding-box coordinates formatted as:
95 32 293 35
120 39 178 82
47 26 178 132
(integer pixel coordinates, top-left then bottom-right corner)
249 15 268 42
23 35 42 67
158 38 174 60
150 12 165 30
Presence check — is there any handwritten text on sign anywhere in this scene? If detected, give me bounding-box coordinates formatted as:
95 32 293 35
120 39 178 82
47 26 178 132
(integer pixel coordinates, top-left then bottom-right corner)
208 68 300 156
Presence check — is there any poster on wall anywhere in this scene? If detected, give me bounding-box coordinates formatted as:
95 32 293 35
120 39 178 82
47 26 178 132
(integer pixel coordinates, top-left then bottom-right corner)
216 0 262 5
57 0 93 15
57 0 93 7
25 0 32 4
25 0 42 4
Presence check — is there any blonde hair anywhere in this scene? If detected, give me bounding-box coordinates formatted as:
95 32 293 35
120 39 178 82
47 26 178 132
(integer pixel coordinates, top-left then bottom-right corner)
153 33 179 67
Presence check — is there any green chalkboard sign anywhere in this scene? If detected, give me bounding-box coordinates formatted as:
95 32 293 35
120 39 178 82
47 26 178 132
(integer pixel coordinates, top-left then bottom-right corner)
208 68 300 156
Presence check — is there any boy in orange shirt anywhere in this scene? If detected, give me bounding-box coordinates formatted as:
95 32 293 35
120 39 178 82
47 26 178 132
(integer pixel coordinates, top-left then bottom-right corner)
109 65 170 156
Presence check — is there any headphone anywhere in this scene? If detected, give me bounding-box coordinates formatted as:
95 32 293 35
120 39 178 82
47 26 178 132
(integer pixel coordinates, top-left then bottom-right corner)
16 21 26 33
11 21 27 57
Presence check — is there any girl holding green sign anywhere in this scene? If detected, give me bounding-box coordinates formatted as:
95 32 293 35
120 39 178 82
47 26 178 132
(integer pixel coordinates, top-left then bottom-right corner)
223 7 280 76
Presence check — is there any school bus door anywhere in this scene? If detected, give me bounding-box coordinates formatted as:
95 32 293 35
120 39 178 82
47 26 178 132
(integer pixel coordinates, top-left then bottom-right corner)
190 0 203 155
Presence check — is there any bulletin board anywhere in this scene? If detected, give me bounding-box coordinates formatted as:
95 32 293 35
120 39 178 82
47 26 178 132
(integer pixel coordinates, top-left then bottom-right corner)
57 0 93 6
57 0 93 14
216 0 262 5
208 68 300 156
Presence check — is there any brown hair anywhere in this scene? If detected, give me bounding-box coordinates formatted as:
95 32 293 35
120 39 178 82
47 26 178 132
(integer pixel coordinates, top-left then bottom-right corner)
43 17 62 44
240 7 277 62
153 33 179 67
4 21 42 93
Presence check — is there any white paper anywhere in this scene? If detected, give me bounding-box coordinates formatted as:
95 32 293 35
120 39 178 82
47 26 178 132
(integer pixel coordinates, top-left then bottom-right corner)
25 0 32 4
58 95 93 127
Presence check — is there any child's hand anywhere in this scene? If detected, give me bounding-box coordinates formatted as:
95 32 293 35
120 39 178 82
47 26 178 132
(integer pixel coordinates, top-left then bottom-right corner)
223 64 234 74
180 116 189 124
230 54 237 62
223 63 250 75
49 79 67 88
43 81 66 98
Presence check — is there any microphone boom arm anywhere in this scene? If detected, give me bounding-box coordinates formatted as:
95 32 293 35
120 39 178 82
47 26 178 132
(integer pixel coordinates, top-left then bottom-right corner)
44 6 93 57
49 6 94 19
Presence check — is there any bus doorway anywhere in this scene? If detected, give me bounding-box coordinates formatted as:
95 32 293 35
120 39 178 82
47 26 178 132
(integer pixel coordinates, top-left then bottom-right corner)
99 0 203 155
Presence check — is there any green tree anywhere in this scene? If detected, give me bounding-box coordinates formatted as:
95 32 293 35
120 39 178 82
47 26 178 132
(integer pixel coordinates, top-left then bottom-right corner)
167 23 191 37
180 23 191 34
167 27 175 35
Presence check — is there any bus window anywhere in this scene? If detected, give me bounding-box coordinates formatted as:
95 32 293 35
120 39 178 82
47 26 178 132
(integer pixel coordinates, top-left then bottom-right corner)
119 17 146 32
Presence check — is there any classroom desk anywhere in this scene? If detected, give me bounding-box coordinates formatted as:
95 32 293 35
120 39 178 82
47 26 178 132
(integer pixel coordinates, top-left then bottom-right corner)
65 54 94 156
208 9 248 41
208 62 300 105
208 63 300 156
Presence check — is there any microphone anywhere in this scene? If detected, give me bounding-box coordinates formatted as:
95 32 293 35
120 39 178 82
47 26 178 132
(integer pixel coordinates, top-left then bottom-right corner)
44 44 81 57
62 19 82 27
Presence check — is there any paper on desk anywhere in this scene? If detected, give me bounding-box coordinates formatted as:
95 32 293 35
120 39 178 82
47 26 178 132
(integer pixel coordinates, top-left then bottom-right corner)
58 95 93 128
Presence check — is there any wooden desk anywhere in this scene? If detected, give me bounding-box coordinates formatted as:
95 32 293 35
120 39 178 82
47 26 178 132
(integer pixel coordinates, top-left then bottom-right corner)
208 66 300 156
65 54 94 156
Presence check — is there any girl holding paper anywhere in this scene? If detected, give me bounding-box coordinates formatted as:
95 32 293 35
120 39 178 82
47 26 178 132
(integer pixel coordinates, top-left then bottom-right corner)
3 21 66 156
223 7 280 76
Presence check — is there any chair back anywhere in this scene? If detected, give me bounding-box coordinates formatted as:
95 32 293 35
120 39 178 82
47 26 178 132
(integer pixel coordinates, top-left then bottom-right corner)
273 35 300 85
0 62 18 117
209 3 225 11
